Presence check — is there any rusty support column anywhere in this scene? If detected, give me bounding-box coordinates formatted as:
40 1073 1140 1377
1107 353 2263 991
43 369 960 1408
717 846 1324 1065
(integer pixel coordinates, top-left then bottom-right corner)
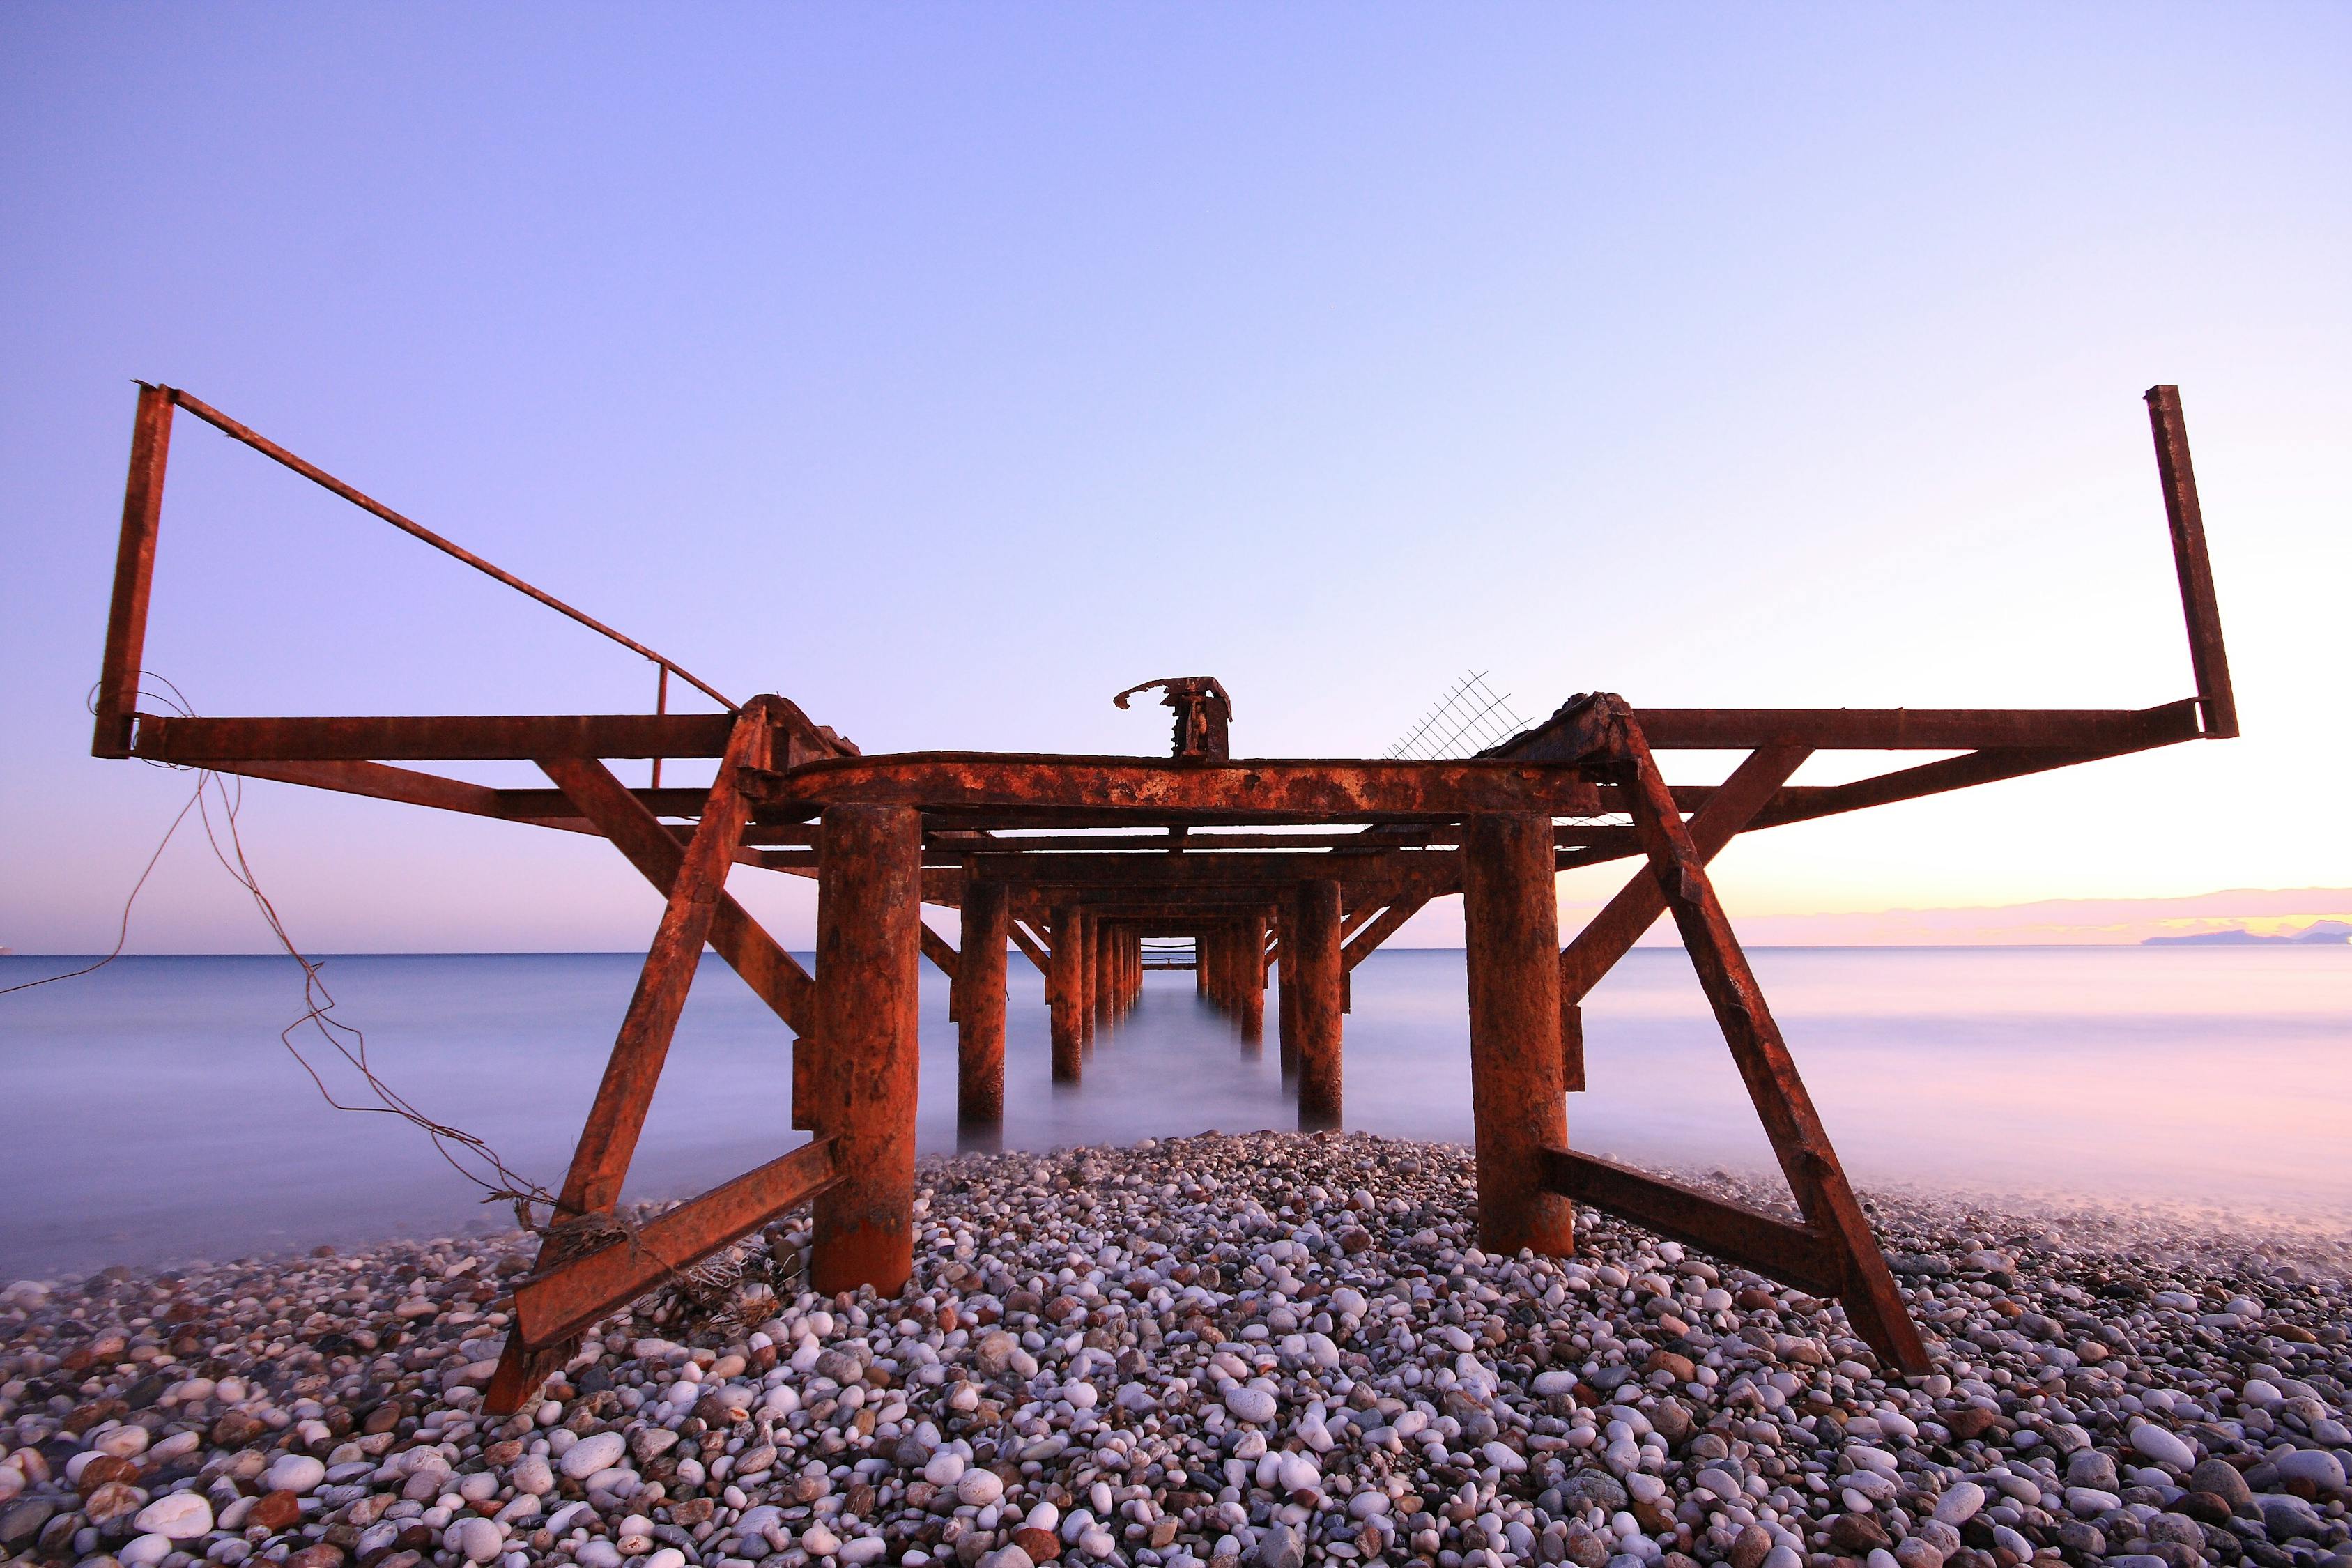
1462 813 1574 1257
1276 910 1299 1075
958 880 1010 1128
1291 880 1344 1129
809 803 923 1298
1094 918 1116 1026
1237 910 1266 1045
1081 913 1100 1042
1050 903 1084 1083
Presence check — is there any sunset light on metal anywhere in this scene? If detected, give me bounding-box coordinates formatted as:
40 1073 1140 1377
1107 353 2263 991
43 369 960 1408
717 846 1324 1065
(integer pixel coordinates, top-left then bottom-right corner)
89 381 2236 1409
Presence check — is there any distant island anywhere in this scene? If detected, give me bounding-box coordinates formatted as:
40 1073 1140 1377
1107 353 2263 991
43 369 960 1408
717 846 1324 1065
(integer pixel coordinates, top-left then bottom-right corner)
2144 918 2352 945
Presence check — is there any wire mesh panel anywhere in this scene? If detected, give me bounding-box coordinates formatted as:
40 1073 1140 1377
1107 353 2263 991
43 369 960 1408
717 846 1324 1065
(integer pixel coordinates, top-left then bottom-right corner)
1385 671 1531 760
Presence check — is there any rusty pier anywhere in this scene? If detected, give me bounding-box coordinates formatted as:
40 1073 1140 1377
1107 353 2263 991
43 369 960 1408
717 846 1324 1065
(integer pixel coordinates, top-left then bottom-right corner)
91 383 2236 1406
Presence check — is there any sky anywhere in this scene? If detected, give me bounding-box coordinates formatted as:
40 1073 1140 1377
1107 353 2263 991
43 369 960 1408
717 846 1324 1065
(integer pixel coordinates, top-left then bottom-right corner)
3 6 2348 954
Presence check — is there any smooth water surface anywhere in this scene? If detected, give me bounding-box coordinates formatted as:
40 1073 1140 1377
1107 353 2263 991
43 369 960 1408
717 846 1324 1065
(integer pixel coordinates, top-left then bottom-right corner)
2 946 2346 1275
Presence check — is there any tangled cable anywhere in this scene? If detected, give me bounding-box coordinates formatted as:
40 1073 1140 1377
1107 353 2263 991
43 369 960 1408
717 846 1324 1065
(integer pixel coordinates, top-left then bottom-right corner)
7 675 560 1230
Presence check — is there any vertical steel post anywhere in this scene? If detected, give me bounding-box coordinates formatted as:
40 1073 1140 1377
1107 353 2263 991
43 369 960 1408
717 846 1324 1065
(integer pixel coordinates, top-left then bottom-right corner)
1093 916 1116 1025
1050 903 1084 1082
2145 385 2238 738
1276 910 1300 1075
810 802 923 1297
958 880 1010 1127
1237 909 1267 1045
1462 813 1574 1256
1291 880 1344 1129
93 383 177 758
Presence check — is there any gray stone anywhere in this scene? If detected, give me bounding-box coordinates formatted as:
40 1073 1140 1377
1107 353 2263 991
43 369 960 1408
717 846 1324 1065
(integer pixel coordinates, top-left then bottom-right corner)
2275 1449 2346 1491
1256 1523 1306 1568
2188 1459 2252 1510
0 1500 56 1552
1560 1470 1631 1512
2068 1450 2121 1492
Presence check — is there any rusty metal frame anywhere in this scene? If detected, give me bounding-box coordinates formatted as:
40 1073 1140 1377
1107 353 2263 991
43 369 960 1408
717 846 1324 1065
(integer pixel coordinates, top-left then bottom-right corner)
91 383 2236 1393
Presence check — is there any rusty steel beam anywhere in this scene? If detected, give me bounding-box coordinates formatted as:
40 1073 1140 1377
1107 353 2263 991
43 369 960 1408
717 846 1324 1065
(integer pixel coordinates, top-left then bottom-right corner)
752 754 1606 822
917 922 960 1020
135 713 739 763
169 387 739 710
1009 919 1051 974
217 759 555 823
1608 701 1928 1373
1342 896 1430 970
961 850 1454 888
540 753 816 1036
1505 702 2199 758
549 714 768 1220
1538 1149 1840 1299
932 829 1466 854
482 709 767 1413
1339 902 1389 958
2146 385 2237 739
93 383 176 758
1560 746 1810 1004
808 804 923 1297
511 1137 839 1352
1746 732 2183 830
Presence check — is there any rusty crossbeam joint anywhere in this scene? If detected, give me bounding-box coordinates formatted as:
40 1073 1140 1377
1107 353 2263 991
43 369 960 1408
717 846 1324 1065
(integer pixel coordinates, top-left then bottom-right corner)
1539 1148 1843 1299
512 1137 840 1351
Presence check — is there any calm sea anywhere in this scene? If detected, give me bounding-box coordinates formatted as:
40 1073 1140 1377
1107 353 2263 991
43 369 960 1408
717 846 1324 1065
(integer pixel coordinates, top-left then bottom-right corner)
1 946 2346 1277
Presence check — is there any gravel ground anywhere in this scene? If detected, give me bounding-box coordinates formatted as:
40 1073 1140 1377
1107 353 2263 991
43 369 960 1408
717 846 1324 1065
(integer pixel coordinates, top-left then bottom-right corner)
3 1132 2348 1568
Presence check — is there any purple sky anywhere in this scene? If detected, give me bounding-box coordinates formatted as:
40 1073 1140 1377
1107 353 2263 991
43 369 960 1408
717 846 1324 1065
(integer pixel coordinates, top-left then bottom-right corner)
3 7 2348 953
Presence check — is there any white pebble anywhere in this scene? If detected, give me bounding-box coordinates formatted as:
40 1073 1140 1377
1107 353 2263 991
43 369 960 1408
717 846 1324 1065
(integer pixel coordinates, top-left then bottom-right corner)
1225 1384 1279 1424
447 1517 503 1564
263 1454 327 1494
132 1493 214 1540
560 1431 628 1480
1933 1482 1985 1523
2130 1424 2195 1469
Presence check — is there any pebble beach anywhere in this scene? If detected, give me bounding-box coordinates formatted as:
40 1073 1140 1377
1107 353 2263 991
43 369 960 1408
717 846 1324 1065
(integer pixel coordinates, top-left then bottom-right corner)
4 1133 2349 1568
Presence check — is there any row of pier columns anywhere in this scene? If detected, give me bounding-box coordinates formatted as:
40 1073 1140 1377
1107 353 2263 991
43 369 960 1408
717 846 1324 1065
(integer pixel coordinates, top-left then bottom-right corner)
1036 905 1146 1086
806 806 1570 1300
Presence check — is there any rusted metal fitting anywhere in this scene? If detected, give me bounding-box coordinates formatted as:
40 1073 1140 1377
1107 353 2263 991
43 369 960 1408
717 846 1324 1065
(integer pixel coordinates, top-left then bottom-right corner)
1112 677 1232 760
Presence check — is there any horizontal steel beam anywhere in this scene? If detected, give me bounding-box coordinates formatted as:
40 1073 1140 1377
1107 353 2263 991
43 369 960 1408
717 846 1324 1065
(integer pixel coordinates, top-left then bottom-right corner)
960 850 1451 887
751 754 1606 822
135 713 739 762
1507 701 2199 758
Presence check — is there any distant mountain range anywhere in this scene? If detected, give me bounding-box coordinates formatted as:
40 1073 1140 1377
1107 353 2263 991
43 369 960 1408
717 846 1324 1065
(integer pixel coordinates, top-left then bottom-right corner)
2143 919 2352 946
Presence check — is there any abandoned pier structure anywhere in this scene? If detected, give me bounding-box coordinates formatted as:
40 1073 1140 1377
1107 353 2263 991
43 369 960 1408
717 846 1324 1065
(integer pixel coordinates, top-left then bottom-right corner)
91 384 2236 1410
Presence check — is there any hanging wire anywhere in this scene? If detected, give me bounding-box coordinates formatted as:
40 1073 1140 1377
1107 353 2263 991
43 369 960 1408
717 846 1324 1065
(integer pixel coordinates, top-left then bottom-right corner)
7 674 560 1228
